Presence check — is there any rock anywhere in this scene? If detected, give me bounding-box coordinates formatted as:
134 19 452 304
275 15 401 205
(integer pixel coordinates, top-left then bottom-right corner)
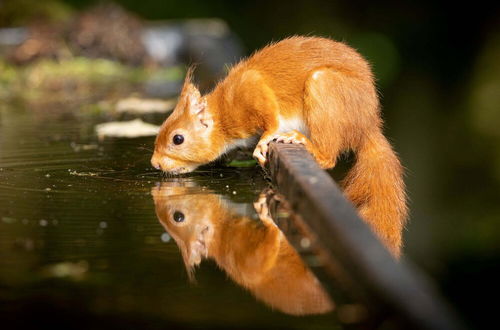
95 118 160 139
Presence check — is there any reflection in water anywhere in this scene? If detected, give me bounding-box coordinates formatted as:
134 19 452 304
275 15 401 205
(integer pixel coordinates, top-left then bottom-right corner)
152 181 334 316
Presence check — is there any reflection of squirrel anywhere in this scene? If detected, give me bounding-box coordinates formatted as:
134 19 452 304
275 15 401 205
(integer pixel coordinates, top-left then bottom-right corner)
152 183 333 315
151 36 407 256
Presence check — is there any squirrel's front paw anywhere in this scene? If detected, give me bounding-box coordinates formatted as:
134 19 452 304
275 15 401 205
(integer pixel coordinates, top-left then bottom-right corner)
253 139 271 166
253 131 308 167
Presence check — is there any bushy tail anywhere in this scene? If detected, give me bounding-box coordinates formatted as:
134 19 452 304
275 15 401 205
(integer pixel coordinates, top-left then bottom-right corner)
343 131 407 257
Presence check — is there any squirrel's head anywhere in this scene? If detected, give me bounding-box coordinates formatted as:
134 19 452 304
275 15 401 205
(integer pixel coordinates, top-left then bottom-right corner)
151 70 224 174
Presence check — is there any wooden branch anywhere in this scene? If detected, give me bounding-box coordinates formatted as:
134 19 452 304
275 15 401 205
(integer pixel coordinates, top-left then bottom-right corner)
266 142 463 330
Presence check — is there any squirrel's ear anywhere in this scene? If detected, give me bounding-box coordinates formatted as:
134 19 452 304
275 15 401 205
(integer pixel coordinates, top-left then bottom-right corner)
187 88 204 115
194 97 212 130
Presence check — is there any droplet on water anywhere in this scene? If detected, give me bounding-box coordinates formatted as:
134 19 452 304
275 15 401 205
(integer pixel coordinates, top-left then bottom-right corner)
161 232 171 242
300 237 311 249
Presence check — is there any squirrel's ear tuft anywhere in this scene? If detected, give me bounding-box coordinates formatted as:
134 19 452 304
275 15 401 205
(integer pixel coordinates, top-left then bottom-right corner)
180 66 197 96
180 67 205 115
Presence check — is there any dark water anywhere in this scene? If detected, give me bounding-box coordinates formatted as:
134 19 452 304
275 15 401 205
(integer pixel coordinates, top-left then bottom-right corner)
0 103 340 329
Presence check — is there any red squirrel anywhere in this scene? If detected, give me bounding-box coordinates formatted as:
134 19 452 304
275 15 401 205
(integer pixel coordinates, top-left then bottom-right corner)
151 36 407 256
152 183 334 315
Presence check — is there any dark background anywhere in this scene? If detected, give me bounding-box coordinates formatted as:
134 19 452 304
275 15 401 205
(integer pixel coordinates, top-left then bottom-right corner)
2 0 500 328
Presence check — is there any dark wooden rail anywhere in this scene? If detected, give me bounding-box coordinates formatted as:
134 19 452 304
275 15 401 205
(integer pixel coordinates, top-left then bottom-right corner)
266 142 464 330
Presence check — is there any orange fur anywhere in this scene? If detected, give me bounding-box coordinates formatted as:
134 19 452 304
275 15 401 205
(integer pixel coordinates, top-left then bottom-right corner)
152 36 407 256
152 183 333 315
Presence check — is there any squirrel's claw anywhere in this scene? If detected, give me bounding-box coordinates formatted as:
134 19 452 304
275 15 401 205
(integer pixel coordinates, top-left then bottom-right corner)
272 131 308 145
254 135 273 166
253 142 268 166
254 131 308 167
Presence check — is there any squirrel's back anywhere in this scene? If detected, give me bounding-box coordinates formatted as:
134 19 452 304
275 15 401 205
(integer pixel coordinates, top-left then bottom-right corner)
219 36 375 115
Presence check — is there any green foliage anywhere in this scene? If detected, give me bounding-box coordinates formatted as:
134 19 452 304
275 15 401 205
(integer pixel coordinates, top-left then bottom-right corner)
0 57 182 102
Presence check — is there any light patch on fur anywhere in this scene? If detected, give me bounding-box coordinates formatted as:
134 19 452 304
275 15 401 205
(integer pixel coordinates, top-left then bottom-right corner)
312 71 323 80
277 115 309 136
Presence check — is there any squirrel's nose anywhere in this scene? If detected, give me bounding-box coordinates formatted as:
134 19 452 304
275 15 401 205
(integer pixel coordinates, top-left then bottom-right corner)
151 157 162 170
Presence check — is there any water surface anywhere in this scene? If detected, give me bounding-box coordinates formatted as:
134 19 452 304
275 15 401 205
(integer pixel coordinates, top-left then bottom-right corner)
0 102 339 329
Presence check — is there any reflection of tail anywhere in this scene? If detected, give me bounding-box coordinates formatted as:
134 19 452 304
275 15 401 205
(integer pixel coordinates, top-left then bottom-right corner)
343 131 407 257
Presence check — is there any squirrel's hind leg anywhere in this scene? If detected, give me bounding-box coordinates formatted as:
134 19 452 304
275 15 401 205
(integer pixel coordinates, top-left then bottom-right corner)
303 68 376 169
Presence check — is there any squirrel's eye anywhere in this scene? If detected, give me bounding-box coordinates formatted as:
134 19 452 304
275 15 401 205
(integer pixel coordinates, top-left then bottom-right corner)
173 134 184 145
173 211 185 222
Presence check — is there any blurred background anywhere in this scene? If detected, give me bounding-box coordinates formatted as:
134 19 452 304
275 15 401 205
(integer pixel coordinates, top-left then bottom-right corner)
1 0 499 329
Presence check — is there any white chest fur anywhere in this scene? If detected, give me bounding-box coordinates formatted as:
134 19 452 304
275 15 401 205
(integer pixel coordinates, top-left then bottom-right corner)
277 115 309 136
